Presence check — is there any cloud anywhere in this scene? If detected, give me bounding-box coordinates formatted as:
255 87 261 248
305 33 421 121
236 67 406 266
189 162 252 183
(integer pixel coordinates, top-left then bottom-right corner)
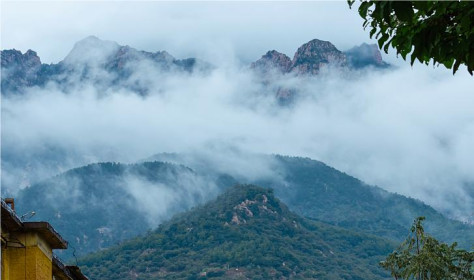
122 169 219 227
2 49 474 224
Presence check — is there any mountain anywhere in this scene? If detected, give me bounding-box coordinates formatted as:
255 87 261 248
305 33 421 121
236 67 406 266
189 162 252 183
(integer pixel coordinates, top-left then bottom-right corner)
14 154 472 261
250 39 390 103
79 185 395 280
149 153 474 249
344 43 390 69
0 36 212 95
1 37 390 98
14 161 232 258
1 36 391 107
0 49 56 93
250 50 292 74
290 39 348 75
251 39 389 76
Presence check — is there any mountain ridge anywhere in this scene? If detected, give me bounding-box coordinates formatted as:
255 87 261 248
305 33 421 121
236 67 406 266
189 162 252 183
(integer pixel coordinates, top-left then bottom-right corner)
1 36 389 96
0 36 212 95
14 154 473 261
79 184 395 279
251 39 389 76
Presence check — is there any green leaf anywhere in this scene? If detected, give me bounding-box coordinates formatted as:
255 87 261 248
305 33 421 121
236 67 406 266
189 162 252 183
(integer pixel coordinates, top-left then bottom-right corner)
393 1 414 22
369 27 377 38
358 1 371 19
453 59 461 74
378 33 389 49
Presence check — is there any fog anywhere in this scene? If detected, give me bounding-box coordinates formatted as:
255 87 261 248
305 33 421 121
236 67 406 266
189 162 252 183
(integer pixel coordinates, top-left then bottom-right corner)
2 1 474 223
2 39 474 224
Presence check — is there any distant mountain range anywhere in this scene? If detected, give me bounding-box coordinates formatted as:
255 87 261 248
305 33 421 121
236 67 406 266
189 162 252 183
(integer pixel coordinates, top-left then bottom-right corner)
251 39 389 76
14 154 473 261
79 185 395 280
0 36 211 95
1 36 390 97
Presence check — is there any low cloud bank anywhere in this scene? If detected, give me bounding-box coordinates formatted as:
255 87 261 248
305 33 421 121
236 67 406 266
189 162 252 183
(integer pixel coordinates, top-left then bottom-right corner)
2 53 474 223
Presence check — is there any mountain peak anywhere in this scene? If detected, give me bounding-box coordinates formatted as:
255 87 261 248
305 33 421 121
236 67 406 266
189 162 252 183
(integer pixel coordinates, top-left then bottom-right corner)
78 35 102 44
250 50 292 74
291 38 347 74
1 49 42 68
63 36 120 65
345 43 390 69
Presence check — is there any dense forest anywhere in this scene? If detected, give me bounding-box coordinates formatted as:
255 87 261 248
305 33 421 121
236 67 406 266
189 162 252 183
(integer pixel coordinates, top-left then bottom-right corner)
80 185 396 279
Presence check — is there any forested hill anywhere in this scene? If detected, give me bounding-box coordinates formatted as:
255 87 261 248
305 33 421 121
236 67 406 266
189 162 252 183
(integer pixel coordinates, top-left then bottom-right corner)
15 161 232 257
79 185 395 280
14 154 473 261
148 153 474 249
265 156 474 248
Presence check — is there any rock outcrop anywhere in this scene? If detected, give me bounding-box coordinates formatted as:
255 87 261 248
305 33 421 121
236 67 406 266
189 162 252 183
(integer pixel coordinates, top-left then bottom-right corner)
290 39 347 75
250 50 292 74
251 39 390 76
1 49 44 93
251 39 349 76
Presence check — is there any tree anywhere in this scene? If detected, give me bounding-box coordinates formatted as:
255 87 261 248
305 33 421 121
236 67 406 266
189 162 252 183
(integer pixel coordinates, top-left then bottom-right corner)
348 1 474 75
380 217 474 280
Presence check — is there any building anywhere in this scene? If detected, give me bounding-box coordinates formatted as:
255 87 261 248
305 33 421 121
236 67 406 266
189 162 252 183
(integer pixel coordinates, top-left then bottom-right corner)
1 198 88 280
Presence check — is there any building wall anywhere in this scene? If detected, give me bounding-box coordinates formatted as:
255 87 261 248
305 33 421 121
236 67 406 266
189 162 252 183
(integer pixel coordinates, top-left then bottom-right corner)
1 233 53 280
2 246 11 280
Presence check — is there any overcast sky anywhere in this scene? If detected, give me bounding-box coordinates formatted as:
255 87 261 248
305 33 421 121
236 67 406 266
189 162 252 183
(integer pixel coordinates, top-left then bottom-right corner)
2 1 378 64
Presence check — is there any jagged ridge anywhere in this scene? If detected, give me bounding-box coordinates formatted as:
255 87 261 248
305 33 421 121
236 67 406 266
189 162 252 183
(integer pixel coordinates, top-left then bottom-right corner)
0 36 212 95
251 39 389 76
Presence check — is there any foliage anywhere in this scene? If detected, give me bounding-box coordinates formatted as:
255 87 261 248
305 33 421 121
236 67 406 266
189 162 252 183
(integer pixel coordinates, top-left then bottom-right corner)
348 1 474 74
262 155 474 249
79 185 395 279
380 217 474 280
16 161 227 259
16 154 474 263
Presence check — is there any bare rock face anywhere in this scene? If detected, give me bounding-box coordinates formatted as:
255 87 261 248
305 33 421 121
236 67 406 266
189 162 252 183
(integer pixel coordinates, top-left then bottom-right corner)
290 39 347 75
1 49 44 93
1 49 42 69
251 39 348 77
252 39 390 76
250 50 292 74
344 43 390 69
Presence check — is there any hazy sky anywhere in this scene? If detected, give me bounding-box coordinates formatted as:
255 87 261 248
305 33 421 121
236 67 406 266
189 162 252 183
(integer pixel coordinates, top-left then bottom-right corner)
2 1 376 64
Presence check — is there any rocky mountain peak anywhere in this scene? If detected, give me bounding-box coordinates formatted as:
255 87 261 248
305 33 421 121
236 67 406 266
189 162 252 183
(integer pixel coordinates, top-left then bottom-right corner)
63 35 120 65
291 39 347 75
1 36 212 95
1 49 42 69
250 50 292 74
345 43 389 69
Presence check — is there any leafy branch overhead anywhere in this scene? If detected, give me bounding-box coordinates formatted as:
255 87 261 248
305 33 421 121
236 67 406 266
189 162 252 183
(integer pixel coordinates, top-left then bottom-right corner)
349 1 474 75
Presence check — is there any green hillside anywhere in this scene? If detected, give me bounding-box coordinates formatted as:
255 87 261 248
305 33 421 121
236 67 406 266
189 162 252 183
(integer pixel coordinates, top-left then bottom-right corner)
148 153 474 249
16 161 230 257
79 185 395 280
265 156 473 248
15 154 473 261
